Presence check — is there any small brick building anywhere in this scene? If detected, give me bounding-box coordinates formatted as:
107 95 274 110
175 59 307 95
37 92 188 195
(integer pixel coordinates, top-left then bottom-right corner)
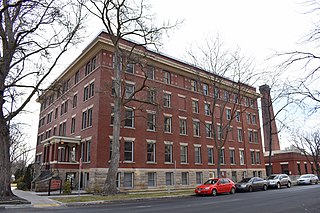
34 32 266 192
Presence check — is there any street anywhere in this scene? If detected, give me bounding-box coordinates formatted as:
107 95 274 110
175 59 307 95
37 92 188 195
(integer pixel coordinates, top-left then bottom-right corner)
2 185 320 213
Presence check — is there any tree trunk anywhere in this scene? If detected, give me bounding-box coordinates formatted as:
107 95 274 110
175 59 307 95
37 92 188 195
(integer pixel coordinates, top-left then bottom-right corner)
0 115 14 197
102 46 122 195
217 147 221 178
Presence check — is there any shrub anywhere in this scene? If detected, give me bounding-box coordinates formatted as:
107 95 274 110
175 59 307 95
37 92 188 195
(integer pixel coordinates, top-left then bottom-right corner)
63 180 72 194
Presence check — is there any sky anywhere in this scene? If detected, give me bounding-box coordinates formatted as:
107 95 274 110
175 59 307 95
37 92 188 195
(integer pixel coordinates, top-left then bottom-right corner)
21 0 317 155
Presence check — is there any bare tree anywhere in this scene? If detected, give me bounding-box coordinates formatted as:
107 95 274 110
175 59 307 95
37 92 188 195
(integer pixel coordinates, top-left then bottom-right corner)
0 0 85 199
187 36 257 178
83 0 178 195
292 129 320 177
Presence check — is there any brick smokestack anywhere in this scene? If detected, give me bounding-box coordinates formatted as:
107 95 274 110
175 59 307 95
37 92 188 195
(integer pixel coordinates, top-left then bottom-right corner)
259 84 281 152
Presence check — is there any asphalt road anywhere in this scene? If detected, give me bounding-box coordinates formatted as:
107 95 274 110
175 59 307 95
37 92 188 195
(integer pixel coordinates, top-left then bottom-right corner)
3 184 320 213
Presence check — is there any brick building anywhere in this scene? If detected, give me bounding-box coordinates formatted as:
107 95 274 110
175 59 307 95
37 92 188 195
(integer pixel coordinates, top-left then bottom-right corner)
34 32 265 191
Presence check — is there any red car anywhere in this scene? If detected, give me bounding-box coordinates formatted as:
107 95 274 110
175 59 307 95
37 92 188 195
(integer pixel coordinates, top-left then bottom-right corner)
195 178 236 196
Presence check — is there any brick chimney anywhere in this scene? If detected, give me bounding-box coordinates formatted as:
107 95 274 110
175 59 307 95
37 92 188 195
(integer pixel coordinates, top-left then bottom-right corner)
259 84 281 152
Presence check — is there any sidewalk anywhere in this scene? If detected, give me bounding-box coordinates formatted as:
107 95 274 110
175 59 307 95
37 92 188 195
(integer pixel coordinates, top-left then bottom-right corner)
9 188 61 208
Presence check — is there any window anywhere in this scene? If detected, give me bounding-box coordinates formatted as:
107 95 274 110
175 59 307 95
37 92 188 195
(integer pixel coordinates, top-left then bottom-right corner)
203 84 209 95
248 130 253 143
109 140 113 160
230 149 236 164
244 97 249 106
123 173 133 188
71 117 76 134
195 146 202 164
191 79 197 92
217 125 223 139
226 109 231 120
59 122 66 136
163 71 171 84
181 172 189 185
165 172 173 186
124 141 133 162
62 79 70 94
125 83 135 99
86 140 91 162
75 70 80 84
164 144 173 163
73 94 78 108
256 152 261 164
179 118 187 135
253 131 259 143
204 103 211 116
148 172 156 187
147 142 156 162
240 150 245 165
196 172 203 185
83 85 90 100
250 99 255 108
83 81 94 101
234 94 239 103
205 123 212 138
82 107 93 129
85 56 96 76
147 66 154 80
55 107 58 119
192 100 199 113
214 87 220 99
125 63 134 73
124 109 134 128
180 145 188 163
60 101 68 115
219 149 225 164
110 106 114 125
224 91 230 101
193 120 200 137
147 113 156 131
147 89 156 103
164 116 172 133
163 93 171 107
251 151 255 164
208 147 214 164
47 112 53 124
237 128 243 142
178 95 186 110
236 111 241 122
246 113 251 124
252 114 257 124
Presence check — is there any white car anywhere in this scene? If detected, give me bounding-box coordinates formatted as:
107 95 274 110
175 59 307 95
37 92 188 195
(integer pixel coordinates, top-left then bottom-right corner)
297 174 319 185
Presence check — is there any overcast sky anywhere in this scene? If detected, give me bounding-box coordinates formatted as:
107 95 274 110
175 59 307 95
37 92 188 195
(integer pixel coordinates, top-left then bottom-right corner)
22 0 316 153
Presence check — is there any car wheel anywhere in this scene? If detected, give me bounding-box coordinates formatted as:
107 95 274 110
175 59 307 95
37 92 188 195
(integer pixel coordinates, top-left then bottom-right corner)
263 184 267 191
316 181 318 184
277 182 281 189
248 186 253 192
287 182 291 188
230 187 235 194
211 189 217 197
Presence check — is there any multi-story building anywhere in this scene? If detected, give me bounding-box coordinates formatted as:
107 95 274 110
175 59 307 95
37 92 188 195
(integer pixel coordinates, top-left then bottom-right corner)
34 31 265 191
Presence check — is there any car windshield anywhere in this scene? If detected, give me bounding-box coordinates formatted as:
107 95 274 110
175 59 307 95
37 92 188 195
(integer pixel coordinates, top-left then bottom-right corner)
267 175 278 180
204 179 218 185
300 175 311 178
240 178 252 183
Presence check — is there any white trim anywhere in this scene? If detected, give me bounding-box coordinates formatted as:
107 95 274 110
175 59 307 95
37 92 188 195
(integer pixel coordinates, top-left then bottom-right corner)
178 94 186 98
163 113 172 117
280 162 288 165
179 116 187 119
180 142 188 146
194 144 201 147
164 141 173 145
146 139 156 143
124 137 135 142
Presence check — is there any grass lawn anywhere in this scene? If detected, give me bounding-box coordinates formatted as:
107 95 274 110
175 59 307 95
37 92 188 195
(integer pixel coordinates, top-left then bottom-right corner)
52 190 194 203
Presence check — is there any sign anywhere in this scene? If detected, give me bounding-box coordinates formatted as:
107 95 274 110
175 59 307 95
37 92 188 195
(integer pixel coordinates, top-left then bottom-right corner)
50 179 61 190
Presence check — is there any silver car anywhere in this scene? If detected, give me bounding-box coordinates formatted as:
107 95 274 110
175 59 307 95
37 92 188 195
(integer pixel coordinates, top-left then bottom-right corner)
267 174 291 189
236 177 268 192
297 174 319 185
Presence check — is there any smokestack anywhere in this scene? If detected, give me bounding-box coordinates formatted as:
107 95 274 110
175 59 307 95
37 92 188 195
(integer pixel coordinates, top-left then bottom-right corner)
259 84 281 152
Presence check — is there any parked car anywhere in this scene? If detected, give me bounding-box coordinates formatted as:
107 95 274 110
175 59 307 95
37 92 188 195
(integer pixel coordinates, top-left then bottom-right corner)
236 177 268 192
267 174 291 189
195 178 236 196
297 174 319 185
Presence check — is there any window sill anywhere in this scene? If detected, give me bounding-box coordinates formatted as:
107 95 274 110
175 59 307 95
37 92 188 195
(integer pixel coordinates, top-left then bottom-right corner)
123 161 135 164
195 163 203 165
147 129 156 132
146 161 157 164
180 162 189 165
164 162 174 165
